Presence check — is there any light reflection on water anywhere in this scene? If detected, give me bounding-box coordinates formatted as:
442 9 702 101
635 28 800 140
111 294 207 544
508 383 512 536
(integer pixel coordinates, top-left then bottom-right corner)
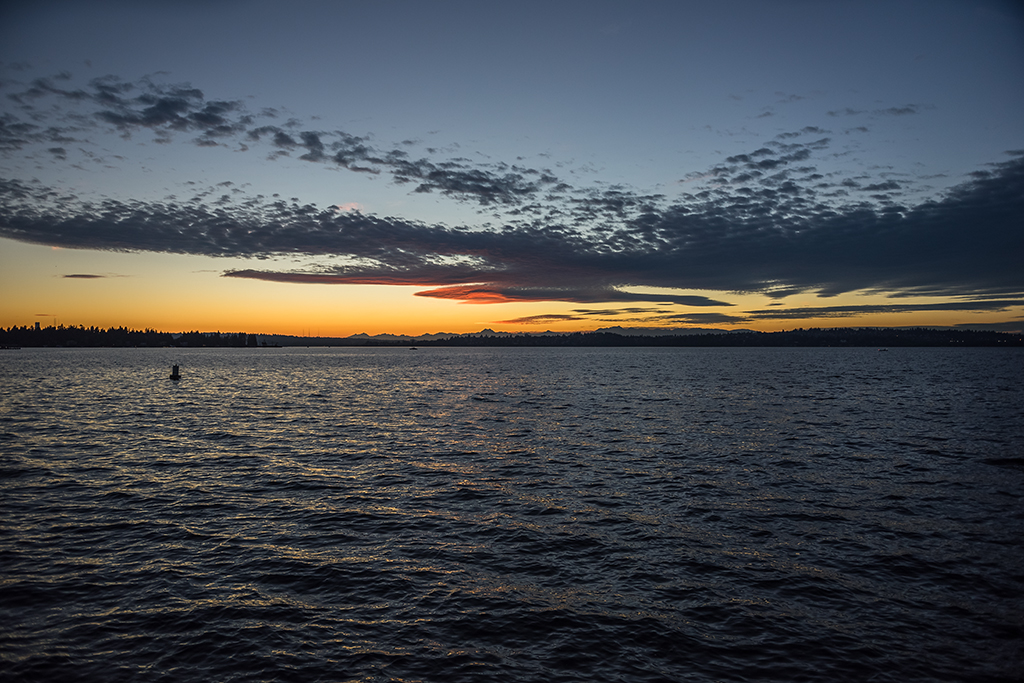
1 346 1023 681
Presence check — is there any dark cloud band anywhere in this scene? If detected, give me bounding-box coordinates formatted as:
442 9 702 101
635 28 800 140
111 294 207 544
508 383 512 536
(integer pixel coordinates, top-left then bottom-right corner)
2 72 1023 310
2 149 1022 305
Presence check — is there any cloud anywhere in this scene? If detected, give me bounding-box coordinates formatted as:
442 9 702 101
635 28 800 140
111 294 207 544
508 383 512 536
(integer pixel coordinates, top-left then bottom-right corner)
663 312 751 325
744 299 1024 320
875 104 920 116
4 147 1023 305
572 307 665 316
3 73 564 209
2 72 1023 310
827 108 866 117
62 273 105 278
827 105 924 118
498 309 751 327
496 313 589 325
500 298 1024 327
223 271 732 306
412 285 732 306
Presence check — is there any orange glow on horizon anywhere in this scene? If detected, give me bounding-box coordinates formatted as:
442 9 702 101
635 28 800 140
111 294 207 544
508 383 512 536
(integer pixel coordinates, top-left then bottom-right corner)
2 240 1022 337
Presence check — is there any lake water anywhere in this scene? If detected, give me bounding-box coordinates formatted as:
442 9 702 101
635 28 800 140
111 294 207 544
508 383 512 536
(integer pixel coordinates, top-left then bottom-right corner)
1 346 1022 682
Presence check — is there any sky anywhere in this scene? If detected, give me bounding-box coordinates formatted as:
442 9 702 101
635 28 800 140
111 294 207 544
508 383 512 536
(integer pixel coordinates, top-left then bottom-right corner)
1 0 1023 336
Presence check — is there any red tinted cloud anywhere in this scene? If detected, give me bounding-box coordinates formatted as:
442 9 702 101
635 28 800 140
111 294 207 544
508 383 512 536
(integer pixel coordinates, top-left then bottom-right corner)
414 285 541 304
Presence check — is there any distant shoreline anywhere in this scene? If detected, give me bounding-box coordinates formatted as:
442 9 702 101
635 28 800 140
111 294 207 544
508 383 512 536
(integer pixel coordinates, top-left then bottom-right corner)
2 325 1021 348
373 328 1024 348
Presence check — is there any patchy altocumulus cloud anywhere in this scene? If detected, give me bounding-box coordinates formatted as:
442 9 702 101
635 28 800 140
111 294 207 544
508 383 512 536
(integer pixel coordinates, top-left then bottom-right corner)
1 73 565 209
2 72 1023 316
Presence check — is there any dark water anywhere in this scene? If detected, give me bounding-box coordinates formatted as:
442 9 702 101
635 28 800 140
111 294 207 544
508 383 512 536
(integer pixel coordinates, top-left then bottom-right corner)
1 347 1022 682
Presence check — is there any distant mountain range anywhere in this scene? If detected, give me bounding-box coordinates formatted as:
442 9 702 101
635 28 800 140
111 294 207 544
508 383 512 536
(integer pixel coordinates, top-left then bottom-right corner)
255 327 751 346
253 327 1022 347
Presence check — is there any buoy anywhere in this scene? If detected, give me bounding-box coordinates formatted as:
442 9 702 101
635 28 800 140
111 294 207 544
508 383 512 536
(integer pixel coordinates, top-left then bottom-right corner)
170 364 181 380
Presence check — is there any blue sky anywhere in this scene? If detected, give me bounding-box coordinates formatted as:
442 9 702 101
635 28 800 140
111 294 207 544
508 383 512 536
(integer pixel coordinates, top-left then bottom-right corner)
2 0 1023 334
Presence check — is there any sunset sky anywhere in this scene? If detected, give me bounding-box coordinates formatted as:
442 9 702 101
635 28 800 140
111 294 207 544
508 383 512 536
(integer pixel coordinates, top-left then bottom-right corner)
2 0 1022 336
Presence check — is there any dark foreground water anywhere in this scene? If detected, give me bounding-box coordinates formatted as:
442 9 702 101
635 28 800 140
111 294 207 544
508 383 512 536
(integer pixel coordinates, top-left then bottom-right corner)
1 347 1022 682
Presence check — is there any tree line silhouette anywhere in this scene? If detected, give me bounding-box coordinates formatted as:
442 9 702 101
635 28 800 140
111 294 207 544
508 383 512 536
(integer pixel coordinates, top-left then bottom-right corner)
0 324 259 348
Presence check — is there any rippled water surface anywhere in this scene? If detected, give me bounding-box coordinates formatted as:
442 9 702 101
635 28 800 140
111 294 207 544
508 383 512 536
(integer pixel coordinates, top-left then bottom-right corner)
2 346 1023 682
